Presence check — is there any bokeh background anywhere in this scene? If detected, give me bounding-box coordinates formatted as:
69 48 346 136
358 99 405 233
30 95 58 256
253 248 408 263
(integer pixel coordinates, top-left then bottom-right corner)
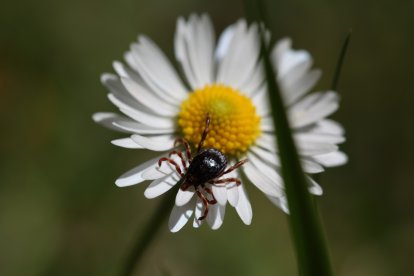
1 0 413 275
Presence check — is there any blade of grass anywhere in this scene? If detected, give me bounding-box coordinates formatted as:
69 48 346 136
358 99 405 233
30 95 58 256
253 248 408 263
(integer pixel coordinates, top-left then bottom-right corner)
314 30 351 184
122 184 180 276
331 30 352 91
244 1 333 275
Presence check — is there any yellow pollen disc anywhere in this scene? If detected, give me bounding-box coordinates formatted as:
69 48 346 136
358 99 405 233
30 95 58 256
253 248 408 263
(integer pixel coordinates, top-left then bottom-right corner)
178 84 261 156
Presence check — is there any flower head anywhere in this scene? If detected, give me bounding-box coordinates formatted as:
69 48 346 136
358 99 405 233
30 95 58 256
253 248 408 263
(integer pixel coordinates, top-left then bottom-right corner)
94 14 346 232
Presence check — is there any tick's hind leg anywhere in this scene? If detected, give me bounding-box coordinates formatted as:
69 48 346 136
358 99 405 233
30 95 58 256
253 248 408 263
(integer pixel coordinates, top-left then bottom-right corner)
204 187 217 204
196 190 209 221
158 157 184 177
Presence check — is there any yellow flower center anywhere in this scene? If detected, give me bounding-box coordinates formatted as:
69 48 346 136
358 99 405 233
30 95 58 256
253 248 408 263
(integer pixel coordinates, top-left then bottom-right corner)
178 84 261 157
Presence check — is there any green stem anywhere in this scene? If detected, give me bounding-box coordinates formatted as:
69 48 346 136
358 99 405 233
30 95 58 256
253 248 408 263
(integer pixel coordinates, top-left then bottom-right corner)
122 186 178 276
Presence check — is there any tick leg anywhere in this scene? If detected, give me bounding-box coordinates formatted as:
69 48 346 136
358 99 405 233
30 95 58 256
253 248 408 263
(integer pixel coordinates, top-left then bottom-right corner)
203 187 217 204
196 190 209 221
180 182 192 191
218 159 248 177
210 177 242 187
197 113 210 154
168 150 187 172
158 157 184 177
174 138 192 162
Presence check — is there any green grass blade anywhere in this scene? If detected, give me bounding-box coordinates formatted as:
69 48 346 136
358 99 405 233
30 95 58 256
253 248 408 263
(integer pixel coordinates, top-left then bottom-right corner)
244 1 334 275
331 30 352 91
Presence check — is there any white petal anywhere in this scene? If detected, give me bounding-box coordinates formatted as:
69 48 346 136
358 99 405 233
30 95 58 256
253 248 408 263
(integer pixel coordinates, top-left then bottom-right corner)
255 133 278 153
281 69 321 106
144 173 179 199
312 151 348 167
211 185 227 205
175 14 214 89
250 146 280 166
300 158 325 173
120 77 179 116
271 38 292 66
239 62 265 96
112 120 175 135
290 92 339 128
115 155 162 187
118 105 176 129
101 74 148 112
272 39 321 106
131 134 175 151
251 85 270 116
113 60 173 112
260 117 275 132
215 169 239 207
227 189 239 207
175 187 195 206
113 60 144 83
243 160 283 198
129 36 187 102
175 17 197 89
313 119 345 135
266 195 289 214
169 198 195 233
216 21 261 91
101 74 172 123
206 203 225 230
294 132 345 145
246 152 284 190
278 51 312 81
307 176 323 196
216 20 247 84
275 43 311 78
224 23 261 91
298 142 339 156
278 59 313 105
235 185 252 225
212 185 227 205
92 112 132 133
215 24 235 62
111 137 143 149
141 168 168 180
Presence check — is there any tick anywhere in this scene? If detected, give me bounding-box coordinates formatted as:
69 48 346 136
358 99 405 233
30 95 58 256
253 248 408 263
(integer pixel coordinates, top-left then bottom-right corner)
158 114 248 220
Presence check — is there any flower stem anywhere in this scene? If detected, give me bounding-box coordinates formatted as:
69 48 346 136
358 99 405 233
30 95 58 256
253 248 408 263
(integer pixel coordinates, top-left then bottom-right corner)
122 186 178 276
244 1 334 275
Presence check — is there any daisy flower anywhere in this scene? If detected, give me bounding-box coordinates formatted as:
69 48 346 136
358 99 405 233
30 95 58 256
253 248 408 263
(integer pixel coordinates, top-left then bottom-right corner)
93 14 346 232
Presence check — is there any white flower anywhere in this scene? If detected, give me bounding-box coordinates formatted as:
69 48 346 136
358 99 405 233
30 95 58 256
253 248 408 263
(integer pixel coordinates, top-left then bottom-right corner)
94 14 346 232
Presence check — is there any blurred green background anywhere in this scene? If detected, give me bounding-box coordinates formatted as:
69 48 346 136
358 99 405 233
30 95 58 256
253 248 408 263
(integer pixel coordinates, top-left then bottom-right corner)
1 0 413 275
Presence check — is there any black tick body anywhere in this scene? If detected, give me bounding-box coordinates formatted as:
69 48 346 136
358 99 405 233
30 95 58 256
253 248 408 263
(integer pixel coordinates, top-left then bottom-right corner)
185 148 228 186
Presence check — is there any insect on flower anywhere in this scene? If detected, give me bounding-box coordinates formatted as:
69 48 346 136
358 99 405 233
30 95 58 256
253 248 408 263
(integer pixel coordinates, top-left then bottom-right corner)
158 113 248 221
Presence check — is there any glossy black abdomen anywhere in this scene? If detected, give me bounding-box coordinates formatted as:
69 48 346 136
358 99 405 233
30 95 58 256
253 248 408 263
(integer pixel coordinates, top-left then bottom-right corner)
186 148 227 185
